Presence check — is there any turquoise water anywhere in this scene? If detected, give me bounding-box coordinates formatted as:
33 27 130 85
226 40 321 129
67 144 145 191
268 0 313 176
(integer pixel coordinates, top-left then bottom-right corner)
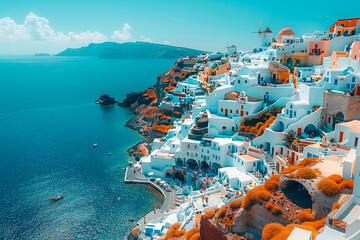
0 56 175 239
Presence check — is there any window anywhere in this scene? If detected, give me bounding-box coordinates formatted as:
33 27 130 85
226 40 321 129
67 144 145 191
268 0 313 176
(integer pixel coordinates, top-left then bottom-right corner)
328 117 331 123
195 145 197 149
241 105 243 110
195 153 198 157
355 137 359 147
334 79 338 85
188 144 190 148
246 111 248 115
232 127 235 131
238 80 240 83
245 80 248 84
294 111 296 117
347 83 351 89
352 77 355 83
230 109 232 113
218 147 220 151
187 152 189 156
290 105 292 109
221 108 223 112
236 110 239 114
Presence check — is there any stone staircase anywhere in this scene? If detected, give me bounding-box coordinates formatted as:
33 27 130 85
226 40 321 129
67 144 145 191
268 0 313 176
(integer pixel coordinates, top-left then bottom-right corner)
264 152 276 173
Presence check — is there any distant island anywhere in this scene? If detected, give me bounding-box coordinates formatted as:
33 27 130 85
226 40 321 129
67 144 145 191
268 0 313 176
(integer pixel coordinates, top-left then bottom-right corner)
56 41 206 59
35 53 51 56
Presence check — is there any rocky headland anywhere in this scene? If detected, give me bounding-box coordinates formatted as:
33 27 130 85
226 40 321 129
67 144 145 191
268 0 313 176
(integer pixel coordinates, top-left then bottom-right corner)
119 58 200 160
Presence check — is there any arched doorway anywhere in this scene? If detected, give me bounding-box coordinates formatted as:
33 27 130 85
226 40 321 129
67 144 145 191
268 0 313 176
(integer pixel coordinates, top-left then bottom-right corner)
201 161 210 172
333 112 344 128
176 158 183 168
304 124 317 137
186 159 198 170
281 180 312 208
212 163 222 174
174 172 185 183
276 121 285 132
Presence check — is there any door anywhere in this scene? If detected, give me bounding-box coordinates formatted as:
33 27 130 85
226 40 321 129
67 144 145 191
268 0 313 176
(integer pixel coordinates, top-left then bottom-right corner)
291 152 295 162
240 110 243 116
225 109 228 116
289 110 293 118
297 128 302 136
339 131 344 142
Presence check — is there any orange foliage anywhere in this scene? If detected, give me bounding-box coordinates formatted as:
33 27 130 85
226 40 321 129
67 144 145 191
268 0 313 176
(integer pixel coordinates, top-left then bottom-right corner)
332 202 340 210
339 179 354 191
215 206 227 220
144 107 158 118
265 203 283 216
262 218 325 240
229 199 242 210
264 180 279 192
173 111 182 118
298 157 319 167
203 209 216 219
296 209 316 222
281 165 301 175
327 174 342 184
185 228 199 240
317 178 340 197
262 223 285 240
152 122 173 134
189 233 200 240
295 168 317 179
161 222 186 240
242 186 271 209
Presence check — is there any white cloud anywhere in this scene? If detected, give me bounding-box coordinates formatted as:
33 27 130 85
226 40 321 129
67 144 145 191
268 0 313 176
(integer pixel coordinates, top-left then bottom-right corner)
111 23 133 42
0 13 157 54
163 40 171 45
140 35 152 42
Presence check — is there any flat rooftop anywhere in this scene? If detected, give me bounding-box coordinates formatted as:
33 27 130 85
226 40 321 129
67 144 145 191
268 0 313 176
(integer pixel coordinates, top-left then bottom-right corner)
238 154 260 161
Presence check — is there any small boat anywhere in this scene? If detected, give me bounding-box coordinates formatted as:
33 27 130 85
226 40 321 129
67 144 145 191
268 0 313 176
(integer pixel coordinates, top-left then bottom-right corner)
50 194 63 201
93 144 98 148
129 218 135 222
108 153 111 156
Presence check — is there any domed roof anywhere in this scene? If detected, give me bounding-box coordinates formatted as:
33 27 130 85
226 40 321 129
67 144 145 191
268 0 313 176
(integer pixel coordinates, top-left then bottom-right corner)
278 28 295 36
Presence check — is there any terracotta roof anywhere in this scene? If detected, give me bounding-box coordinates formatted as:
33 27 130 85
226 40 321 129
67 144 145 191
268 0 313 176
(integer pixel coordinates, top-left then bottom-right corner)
238 154 260 161
278 28 295 36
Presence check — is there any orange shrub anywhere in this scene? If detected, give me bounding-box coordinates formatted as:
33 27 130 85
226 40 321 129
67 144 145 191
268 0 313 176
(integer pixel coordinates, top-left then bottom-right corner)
328 174 342 184
264 175 281 192
295 168 317 179
242 186 271 209
288 173 295 178
144 107 158 118
229 199 242 210
203 209 216 219
162 222 186 240
189 233 200 240
317 178 340 197
281 165 301 175
264 180 279 192
263 218 325 240
332 202 340 210
185 228 199 240
215 206 227 220
265 203 283 216
297 209 316 222
270 205 283 216
152 122 173 134
339 179 354 191
262 223 284 240
298 157 318 167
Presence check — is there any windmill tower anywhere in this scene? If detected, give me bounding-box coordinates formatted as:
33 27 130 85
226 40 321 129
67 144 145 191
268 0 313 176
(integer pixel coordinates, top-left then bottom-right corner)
253 24 273 48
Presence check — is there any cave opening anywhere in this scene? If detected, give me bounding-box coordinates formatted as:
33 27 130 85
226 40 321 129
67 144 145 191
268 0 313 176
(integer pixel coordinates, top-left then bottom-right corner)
281 180 312 209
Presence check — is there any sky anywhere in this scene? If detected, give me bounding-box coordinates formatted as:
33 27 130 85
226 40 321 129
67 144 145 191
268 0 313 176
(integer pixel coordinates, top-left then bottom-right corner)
0 0 359 55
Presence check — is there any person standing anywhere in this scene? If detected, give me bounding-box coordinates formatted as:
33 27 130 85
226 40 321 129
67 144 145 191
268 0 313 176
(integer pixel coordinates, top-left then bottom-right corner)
153 207 156 214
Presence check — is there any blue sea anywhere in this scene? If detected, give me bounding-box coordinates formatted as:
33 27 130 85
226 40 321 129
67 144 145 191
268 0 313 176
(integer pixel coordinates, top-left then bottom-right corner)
0 56 175 239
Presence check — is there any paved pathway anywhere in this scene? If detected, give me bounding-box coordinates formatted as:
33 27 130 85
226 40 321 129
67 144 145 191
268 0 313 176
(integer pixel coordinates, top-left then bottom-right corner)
125 166 177 237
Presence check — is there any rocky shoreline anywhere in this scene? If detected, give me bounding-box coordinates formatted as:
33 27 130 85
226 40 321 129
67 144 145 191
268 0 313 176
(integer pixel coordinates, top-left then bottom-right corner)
119 58 199 161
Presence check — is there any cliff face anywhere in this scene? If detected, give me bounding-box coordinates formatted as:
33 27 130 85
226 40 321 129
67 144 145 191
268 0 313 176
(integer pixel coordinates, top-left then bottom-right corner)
120 58 199 159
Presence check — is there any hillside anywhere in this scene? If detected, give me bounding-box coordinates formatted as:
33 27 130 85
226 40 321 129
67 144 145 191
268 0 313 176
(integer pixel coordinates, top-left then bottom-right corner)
56 41 206 58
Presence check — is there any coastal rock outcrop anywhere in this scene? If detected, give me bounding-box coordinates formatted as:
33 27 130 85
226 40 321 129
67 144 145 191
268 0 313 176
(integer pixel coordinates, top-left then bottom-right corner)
120 58 200 159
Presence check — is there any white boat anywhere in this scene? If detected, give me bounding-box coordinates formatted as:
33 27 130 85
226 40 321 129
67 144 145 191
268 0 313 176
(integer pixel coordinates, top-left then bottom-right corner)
93 144 98 148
